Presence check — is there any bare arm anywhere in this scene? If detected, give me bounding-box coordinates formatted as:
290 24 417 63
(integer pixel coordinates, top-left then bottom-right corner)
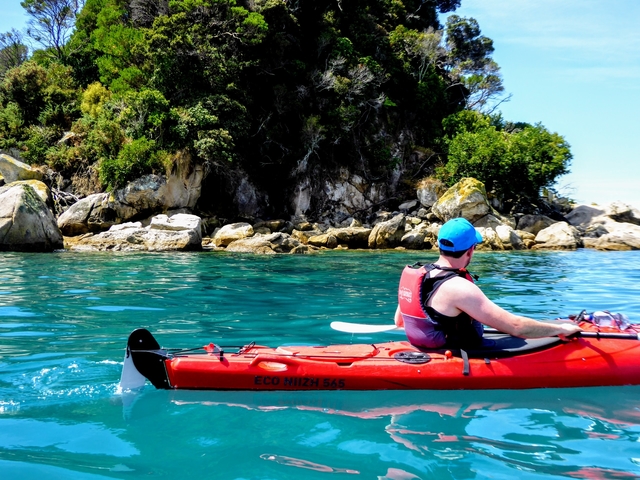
442 279 582 340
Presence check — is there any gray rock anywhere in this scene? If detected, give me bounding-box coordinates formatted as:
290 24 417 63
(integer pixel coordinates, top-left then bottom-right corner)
566 205 606 228
0 154 43 184
431 178 491 223
517 214 557 235
533 222 582 250
57 193 119 236
495 224 524 250
213 222 254 247
226 232 301 254
400 223 435 250
605 202 640 226
584 223 640 250
416 179 442 208
65 213 202 252
398 200 418 211
476 227 504 250
0 182 63 252
368 213 405 249
307 232 338 249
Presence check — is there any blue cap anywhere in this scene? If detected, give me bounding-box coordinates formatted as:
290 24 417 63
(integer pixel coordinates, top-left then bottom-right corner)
438 218 483 252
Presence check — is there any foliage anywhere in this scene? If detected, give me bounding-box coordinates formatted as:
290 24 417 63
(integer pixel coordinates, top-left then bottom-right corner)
0 60 79 163
98 136 167 188
0 61 49 124
80 81 111 117
439 111 572 200
443 15 506 112
0 0 572 207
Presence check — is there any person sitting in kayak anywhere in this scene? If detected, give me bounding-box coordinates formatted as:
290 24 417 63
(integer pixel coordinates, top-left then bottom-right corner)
394 217 582 349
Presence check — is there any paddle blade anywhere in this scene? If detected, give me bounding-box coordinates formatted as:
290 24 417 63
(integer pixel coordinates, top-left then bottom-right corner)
330 321 404 334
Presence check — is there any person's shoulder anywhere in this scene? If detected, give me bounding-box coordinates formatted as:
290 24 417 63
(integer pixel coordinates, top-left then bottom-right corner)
444 275 478 288
442 274 479 293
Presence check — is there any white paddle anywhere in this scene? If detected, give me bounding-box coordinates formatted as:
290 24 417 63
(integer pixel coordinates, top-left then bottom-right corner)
330 321 405 334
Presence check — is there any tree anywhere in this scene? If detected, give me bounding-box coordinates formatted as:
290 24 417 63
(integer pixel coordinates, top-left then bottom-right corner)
21 0 85 60
444 15 508 112
0 30 29 78
390 25 443 83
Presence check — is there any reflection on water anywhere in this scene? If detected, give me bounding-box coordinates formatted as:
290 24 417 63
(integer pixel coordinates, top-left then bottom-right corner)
0 250 639 478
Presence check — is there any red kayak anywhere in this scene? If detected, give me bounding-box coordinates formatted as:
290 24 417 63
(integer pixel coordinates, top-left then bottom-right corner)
121 318 640 391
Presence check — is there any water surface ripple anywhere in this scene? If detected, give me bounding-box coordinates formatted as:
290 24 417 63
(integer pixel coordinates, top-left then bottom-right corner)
0 250 639 479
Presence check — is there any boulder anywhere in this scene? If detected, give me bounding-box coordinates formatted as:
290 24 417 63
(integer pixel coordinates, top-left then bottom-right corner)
253 219 290 233
149 213 202 236
584 223 640 250
566 205 606 228
400 223 436 250
226 236 278 255
476 227 504 250
213 222 254 247
533 222 582 250
290 244 320 254
416 178 444 208
114 174 171 213
57 193 119 236
515 230 536 249
0 154 43 184
65 213 202 252
495 224 524 250
0 182 63 252
115 153 203 212
326 226 372 248
58 161 205 236
307 232 338 249
474 213 513 230
291 228 323 244
431 177 491 223
605 202 640 226
13 179 51 204
398 200 418 211
226 232 301 254
517 214 557 235
368 213 405 249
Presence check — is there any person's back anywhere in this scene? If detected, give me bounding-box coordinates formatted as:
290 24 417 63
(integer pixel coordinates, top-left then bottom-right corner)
398 262 483 349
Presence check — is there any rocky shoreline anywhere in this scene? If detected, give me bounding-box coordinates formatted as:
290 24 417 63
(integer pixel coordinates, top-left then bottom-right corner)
1 153 639 253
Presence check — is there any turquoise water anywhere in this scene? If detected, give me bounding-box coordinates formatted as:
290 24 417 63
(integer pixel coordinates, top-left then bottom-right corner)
1 249 640 479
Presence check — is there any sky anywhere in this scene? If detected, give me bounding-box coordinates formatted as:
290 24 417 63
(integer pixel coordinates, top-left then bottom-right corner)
444 0 640 208
1 0 638 208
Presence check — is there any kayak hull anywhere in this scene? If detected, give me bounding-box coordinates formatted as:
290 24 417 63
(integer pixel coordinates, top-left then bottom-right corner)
125 324 640 391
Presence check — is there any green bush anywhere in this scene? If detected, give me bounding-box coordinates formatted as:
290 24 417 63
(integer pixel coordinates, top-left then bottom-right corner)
0 101 23 141
117 88 170 141
439 118 571 200
21 125 59 164
81 82 111 118
0 61 48 124
98 136 166 189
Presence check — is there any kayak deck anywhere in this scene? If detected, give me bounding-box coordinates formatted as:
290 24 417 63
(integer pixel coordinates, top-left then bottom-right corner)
124 323 640 391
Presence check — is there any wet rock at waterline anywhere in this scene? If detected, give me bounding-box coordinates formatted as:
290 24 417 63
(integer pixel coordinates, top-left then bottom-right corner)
0 182 63 252
64 213 202 252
